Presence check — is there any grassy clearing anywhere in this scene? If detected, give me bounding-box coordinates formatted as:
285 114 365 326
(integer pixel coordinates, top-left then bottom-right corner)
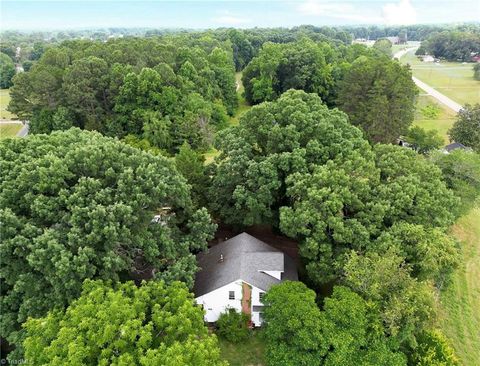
0 123 22 138
401 50 480 105
412 94 456 144
439 205 480 366
0 89 16 120
219 331 265 366
229 72 252 126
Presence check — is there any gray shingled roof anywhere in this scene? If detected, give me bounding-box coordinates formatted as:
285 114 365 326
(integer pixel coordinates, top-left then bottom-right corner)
444 142 467 152
194 232 298 297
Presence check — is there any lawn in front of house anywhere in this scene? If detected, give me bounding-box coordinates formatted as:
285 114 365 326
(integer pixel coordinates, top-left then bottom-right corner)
412 94 457 144
0 123 22 138
400 50 480 105
439 205 480 366
0 89 16 120
218 330 266 366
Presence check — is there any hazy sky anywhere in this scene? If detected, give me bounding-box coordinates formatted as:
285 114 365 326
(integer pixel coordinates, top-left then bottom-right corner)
1 0 479 31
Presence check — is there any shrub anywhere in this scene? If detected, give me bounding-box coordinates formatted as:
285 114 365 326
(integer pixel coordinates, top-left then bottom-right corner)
421 104 441 119
410 329 460 366
216 308 250 343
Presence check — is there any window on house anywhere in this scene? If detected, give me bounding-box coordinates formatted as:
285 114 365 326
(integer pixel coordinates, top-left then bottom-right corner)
229 291 235 300
259 292 265 302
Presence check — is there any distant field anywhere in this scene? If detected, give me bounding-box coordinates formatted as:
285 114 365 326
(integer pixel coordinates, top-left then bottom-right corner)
401 50 480 105
0 89 16 120
0 123 21 138
219 331 265 366
412 94 456 144
440 205 480 366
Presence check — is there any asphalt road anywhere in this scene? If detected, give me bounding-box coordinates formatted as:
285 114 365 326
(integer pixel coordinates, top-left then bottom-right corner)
393 48 462 113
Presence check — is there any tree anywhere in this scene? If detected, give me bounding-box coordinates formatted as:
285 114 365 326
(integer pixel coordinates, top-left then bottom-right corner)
373 38 393 57
423 31 480 62
337 56 418 143
473 63 480 81
175 142 209 208
280 144 457 284
262 281 325 366
448 104 480 152
405 126 443 154
0 129 216 355
342 250 435 348
23 280 227 366
209 90 369 228
216 308 250 343
263 282 406 366
410 330 460 366
430 149 480 214
0 52 16 88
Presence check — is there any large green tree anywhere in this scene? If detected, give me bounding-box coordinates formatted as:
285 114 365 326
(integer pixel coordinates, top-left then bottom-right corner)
23 280 227 366
0 52 16 89
209 89 370 228
0 129 215 354
448 104 480 152
337 56 417 143
263 281 406 366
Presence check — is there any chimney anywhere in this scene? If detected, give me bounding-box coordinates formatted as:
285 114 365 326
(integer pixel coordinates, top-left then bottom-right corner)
219 253 224 263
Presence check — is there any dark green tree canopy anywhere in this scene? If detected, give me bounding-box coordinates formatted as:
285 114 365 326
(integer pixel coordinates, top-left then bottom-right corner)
448 104 480 152
23 280 227 366
0 129 215 352
263 281 407 366
337 56 418 143
209 89 369 228
0 52 16 89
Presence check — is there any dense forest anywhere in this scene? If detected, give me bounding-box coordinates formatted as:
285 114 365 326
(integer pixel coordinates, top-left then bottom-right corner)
1 24 480 365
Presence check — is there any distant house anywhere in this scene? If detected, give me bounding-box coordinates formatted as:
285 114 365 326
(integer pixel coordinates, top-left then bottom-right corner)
472 55 480 62
422 55 435 62
443 142 468 154
386 36 400 44
194 232 297 326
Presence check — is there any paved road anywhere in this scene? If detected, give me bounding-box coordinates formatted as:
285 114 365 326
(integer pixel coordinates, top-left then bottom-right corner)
0 120 29 137
393 48 463 113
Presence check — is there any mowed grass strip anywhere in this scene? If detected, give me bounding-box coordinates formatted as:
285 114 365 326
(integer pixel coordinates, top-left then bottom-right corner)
0 89 17 120
439 206 480 366
219 331 265 366
401 51 480 105
412 94 456 144
0 123 22 138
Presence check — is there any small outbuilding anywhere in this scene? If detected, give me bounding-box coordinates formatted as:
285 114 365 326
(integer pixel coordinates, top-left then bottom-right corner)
194 232 297 326
443 142 468 154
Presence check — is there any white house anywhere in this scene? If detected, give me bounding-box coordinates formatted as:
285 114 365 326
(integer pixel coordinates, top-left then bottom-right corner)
194 232 297 326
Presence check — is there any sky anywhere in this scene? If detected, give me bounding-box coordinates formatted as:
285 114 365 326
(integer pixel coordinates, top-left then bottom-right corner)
1 0 479 31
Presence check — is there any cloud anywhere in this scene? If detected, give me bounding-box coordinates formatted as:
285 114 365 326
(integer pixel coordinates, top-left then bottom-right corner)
213 11 251 25
382 0 417 25
297 0 354 15
296 0 382 23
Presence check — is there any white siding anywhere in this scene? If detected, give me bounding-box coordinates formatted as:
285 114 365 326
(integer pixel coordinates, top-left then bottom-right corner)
250 285 266 327
195 280 243 322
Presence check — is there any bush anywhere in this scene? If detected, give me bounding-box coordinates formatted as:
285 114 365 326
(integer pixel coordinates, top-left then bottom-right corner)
216 308 250 343
474 63 480 81
421 104 441 119
410 329 460 366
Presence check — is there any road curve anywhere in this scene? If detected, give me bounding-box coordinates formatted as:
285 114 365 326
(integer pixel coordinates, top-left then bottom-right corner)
393 48 462 113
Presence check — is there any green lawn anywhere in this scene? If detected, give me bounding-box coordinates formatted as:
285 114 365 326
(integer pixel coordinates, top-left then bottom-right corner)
219 331 265 366
400 50 480 105
0 89 16 120
439 205 480 366
412 94 456 144
0 123 22 138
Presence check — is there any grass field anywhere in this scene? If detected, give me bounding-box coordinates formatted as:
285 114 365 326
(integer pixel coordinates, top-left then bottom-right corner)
439 205 480 366
0 89 16 120
0 123 22 138
400 50 480 105
204 72 253 164
219 331 265 366
412 94 456 144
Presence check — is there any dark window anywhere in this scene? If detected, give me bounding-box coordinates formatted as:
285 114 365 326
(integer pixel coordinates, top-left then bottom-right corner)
229 291 235 300
259 292 265 302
